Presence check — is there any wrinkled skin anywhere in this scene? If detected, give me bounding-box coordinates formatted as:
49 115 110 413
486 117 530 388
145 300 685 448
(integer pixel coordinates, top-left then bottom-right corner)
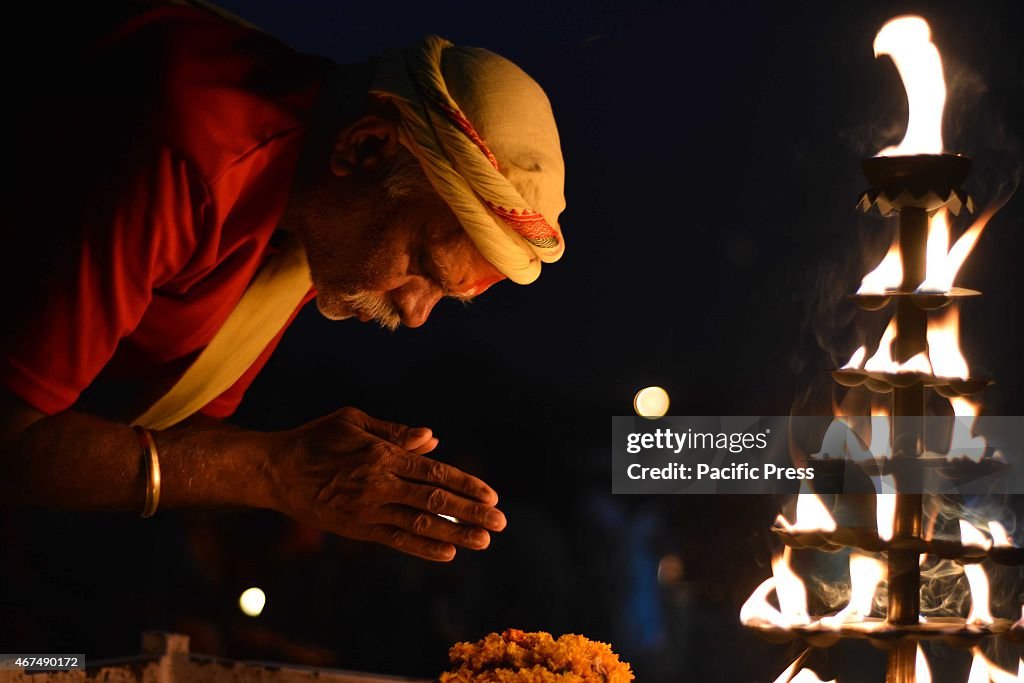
288 114 505 329
0 110 511 564
267 407 507 561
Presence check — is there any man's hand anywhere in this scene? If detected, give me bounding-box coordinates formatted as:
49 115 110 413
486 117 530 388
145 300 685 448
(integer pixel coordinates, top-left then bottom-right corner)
0 394 502 563
264 407 506 561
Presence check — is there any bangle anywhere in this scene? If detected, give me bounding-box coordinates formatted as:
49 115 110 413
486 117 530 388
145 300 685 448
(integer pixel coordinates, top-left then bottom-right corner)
133 426 161 518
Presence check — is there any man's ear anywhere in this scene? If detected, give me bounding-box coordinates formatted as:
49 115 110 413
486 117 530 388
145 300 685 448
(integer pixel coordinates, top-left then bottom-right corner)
330 115 401 177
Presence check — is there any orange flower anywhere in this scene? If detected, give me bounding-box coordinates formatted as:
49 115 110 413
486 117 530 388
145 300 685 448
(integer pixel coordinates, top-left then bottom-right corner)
439 629 634 683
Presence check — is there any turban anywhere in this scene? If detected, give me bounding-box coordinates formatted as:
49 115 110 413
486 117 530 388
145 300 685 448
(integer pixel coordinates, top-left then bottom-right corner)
370 36 566 285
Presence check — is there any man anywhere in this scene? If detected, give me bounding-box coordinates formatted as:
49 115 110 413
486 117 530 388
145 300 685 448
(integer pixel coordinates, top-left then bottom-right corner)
0 1 565 562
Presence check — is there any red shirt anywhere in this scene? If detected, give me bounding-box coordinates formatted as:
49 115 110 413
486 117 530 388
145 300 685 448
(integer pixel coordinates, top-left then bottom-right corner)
0 5 329 419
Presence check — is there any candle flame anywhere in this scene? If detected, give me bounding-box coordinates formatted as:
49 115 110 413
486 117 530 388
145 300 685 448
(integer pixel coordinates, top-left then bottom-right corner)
775 493 837 533
842 346 867 370
790 671 835 683
965 562 995 626
740 547 811 629
771 653 806 683
961 520 993 550
988 521 1013 548
919 205 1003 294
960 521 994 626
901 351 933 375
858 240 902 295
820 553 885 625
861 317 934 375
922 210 952 292
917 645 932 683
873 16 946 156
864 318 898 373
875 475 897 541
948 397 989 461
928 305 969 379
771 653 835 683
773 547 810 625
868 408 892 459
969 648 1018 683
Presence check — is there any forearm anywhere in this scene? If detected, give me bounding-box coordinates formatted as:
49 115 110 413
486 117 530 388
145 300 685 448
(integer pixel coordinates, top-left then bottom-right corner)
0 398 509 561
175 412 243 432
0 409 273 512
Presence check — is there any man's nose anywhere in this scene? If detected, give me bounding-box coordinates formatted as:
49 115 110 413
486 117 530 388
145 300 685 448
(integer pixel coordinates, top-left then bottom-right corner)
392 278 443 328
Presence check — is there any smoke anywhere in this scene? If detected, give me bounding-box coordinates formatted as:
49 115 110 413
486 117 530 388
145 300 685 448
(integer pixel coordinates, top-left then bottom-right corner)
809 552 971 618
944 57 1022 179
808 496 1023 623
799 24 1023 395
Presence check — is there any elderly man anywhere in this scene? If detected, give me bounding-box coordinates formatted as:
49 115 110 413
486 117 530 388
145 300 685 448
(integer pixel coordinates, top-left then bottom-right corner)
0 2 565 562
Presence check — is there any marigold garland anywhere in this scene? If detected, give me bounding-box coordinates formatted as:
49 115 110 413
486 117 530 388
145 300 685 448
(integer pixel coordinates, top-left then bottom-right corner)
439 629 634 683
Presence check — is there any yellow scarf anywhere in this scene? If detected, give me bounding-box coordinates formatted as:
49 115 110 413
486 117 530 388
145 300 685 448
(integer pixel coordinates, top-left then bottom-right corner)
133 233 310 430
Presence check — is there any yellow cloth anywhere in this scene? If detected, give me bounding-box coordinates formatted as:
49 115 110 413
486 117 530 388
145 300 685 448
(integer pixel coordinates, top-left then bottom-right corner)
134 34 566 427
132 233 311 430
371 35 566 285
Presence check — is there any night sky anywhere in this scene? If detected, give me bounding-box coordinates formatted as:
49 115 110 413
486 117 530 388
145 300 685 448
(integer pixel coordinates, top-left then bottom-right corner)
3 1 1024 681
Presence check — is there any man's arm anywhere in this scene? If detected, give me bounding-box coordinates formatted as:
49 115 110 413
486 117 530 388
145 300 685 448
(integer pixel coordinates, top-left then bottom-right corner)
0 392 506 561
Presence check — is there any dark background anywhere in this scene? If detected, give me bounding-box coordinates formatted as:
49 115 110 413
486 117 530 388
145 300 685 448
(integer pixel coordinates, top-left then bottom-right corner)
2 0 1024 680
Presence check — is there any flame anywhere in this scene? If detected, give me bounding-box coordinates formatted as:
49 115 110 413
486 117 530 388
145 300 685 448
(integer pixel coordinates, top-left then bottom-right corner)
861 317 934 375
774 547 810 625
864 318 898 373
960 522 994 626
968 651 988 683
875 474 897 541
820 553 885 625
928 305 969 379
771 653 807 683
771 654 836 683
873 16 946 156
740 547 810 628
776 493 837 533
901 351 933 375
791 671 835 683
918 210 954 293
923 210 952 292
818 418 854 460
919 205 1003 294
868 408 892 459
917 646 932 683
952 396 980 417
862 205 1000 297
858 240 902 295
988 521 1013 548
860 307 970 378
965 562 995 625
969 649 1018 683
961 520 993 550
948 397 988 461
740 576 783 627
842 346 867 370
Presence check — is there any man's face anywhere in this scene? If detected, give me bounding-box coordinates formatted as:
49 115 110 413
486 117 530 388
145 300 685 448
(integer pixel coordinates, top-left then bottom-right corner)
294 136 505 330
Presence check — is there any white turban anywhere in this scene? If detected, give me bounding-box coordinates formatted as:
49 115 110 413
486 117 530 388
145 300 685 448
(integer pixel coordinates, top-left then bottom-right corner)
370 36 566 285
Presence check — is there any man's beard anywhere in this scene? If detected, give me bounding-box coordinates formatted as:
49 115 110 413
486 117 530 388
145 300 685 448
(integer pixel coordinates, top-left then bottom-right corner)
317 290 401 331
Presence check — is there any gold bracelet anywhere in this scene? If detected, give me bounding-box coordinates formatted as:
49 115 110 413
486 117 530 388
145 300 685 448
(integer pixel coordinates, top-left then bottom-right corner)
132 426 161 518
